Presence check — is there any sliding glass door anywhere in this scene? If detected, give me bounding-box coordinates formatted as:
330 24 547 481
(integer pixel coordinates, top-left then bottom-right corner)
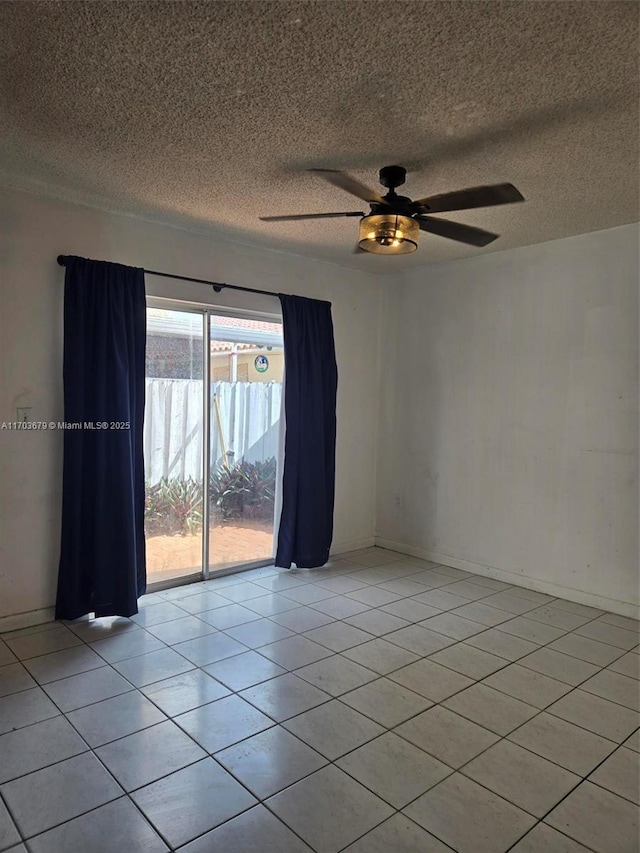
143 303 283 586
207 314 284 573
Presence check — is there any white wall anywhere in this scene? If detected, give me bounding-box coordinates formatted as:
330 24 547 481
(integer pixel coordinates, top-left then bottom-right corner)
0 187 384 623
377 225 639 616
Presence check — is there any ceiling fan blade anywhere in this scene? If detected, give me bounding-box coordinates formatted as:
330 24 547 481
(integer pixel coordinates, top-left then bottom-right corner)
309 169 389 205
418 216 499 247
413 183 524 213
260 211 364 221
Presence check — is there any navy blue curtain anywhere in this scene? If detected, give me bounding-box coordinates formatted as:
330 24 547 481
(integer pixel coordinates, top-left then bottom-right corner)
276 294 338 568
56 256 147 620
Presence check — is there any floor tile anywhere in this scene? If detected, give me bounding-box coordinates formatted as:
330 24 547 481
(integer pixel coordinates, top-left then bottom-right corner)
337 731 452 808
508 712 617 775
0 715 87 784
343 609 410 636
589 746 640 804
197 603 262 630
376 578 432 597
96 719 206 791
546 689 640 742
0 752 122 838
252 573 308 592
440 580 494 601
384 625 455 656
4 625 83 660
0 641 16 667
156 582 207 601
204 650 286 691
341 638 419 675
429 642 506 679
389 658 474 701
483 663 572 709
66 616 141 643
550 632 627 666
546 780 639 853
550 599 605 618
179 804 313 853
451 601 513 627
404 772 536 853
443 683 538 735
112 647 195 687
0 798 20 851
598 613 640 633
170 591 230 613
575 620 638 650
243 593 302 617
280 583 337 605
294 655 379 701
314 575 369 594
395 705 499 767
345 586 402 607
90 630 167 663
0 687 59 734
266 765 394 853
172 632 248 666
67 690 167 746
380 599 442 623
608 651 640 680
130 601 186 627
22 645 105 685
465 628 539 661
506 588 555 605
176 693 274 752
216 726 327 798
518 646 600 686
498 616 565 644
310 596 371 620
143 615 216 645
42 665 132 712
283 700 384 760
509 821 593 852
421 612 486 640
481 591 540 614
465 575 513 592
270 607 335 633
131 757 257 849
525 605 593 631
240 672 331 721
342 813 452 853
341 677 432 727
625 729 640 752
258 635 333 669
224 617 294 647
303 621 373 652
26 797 169 853
216 581 270 603
462 739 581 817
141 668 230 715
580 668 640 710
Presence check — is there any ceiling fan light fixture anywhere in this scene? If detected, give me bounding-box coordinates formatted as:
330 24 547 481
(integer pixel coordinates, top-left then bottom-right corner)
358 213 418 254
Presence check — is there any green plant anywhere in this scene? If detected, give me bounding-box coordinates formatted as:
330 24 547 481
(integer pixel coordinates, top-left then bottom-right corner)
209 457 277 521
144 477 203 536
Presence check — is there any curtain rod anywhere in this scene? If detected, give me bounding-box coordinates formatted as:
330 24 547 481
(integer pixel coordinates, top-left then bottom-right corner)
56 255 278 299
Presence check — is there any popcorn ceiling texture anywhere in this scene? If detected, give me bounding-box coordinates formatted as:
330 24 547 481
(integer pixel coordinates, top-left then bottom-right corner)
0 0 638 270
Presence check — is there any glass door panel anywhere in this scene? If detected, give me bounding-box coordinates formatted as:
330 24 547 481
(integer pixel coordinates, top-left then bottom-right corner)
144 307 204 584
207 315 284 573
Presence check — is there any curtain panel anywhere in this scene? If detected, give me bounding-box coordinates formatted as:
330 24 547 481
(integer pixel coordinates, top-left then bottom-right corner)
275 293 338 569
55 256 147 620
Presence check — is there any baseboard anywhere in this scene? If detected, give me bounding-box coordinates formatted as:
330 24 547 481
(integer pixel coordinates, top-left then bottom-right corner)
331 536 376 556
0 607 56 635
375 538 640 619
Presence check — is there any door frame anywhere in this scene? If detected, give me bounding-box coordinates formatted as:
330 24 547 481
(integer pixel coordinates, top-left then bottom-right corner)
145 297 283 590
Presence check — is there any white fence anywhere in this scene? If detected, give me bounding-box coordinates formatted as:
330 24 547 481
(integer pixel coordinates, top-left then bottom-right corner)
143 379 282 484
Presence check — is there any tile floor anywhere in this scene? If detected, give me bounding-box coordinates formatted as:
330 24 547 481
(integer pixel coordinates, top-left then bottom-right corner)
0 548 638 852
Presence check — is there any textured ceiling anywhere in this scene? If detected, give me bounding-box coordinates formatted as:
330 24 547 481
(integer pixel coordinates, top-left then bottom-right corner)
1 1 638 271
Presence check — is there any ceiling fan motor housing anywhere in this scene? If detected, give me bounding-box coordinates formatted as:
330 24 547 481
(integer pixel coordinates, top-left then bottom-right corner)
379 165 407 190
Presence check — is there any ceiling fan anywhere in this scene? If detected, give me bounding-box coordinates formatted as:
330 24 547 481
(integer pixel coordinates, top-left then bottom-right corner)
260 166 525 255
